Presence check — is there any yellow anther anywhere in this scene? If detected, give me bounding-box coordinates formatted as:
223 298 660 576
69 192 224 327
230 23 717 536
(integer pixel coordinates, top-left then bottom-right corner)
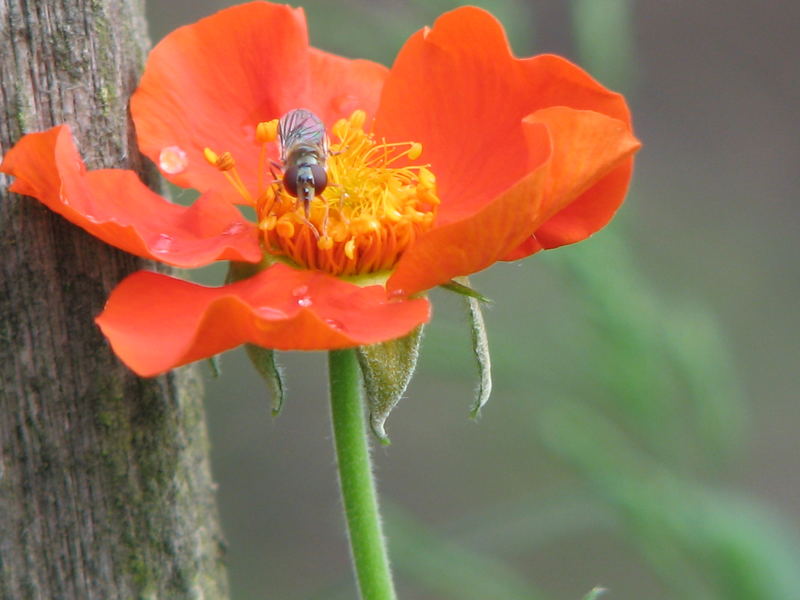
276 219 295 238
317 236 334 251
205 147 254 203
386 207 403 222
407 142 423 160
259 215 277 231
204 148 235 171
215 152 235 171
350 109 366 129
257 119 279 143
332 119 348 140
203 147 219 166
344 239 357 260
328 221 348 242
351 217 381 234
417 186 441 205
418 167 436 188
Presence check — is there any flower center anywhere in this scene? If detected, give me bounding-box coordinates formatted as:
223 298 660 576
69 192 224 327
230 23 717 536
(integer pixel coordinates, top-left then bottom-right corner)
204 109 439 277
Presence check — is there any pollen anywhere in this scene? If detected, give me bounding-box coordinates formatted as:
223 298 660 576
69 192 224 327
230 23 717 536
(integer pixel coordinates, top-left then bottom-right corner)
256 119 279 144
207 110 440 276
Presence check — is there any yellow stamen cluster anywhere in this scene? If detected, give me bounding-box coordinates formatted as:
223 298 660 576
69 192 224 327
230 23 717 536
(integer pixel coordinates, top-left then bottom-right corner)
205 109 440 277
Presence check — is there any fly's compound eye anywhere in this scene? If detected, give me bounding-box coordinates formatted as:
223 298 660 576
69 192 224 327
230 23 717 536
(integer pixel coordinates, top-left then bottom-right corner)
282 165 299 197
308 164 328 196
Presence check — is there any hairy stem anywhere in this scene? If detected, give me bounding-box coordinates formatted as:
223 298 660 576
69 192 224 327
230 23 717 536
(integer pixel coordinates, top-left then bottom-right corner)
328 349 397 600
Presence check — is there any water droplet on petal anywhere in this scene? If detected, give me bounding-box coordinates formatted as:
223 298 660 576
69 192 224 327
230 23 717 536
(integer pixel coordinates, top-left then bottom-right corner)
255 306 287 320
388 288 407 301
324 317 346 332
296 296 313 308
159 146 188 175
222 222 248 236
152 233 174 254
291 285 309 298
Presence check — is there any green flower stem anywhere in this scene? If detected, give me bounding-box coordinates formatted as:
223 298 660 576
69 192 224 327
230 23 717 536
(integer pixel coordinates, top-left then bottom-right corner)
328 349 397 600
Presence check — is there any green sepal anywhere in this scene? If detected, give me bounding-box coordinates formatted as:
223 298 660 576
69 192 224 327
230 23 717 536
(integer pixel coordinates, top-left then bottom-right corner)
245 344 286 417
228 261 287 416
356 325 424 445
459 277 493 419
440 279 493 304
206 354 222 378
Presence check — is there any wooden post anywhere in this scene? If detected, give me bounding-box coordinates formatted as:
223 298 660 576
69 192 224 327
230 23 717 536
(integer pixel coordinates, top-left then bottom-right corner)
0 1 229 598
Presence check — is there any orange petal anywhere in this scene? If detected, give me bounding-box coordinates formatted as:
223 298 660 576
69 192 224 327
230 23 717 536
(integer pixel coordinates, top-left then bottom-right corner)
307 48 389 125
0 126 262 267
533 163 634 250
132 2 387 197
132 3 309 196
504 107 640 259
375 6 632 225
387 123 551 295
95 264 431 376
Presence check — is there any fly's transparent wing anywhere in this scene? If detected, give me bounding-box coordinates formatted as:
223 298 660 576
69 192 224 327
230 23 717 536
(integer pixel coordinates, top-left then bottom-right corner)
278 109 327 161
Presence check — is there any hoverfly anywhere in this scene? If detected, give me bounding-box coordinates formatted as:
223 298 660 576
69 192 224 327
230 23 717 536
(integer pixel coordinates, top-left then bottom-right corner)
277 109 329 218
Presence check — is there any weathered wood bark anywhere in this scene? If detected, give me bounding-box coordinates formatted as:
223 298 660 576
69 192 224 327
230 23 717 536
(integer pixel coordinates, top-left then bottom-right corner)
0 1 229 598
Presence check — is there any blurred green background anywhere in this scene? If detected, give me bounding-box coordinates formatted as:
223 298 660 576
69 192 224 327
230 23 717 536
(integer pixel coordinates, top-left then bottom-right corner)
145 1 800 598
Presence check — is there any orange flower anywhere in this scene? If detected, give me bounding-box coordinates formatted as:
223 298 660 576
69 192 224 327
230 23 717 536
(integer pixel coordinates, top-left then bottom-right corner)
1 2 639 377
